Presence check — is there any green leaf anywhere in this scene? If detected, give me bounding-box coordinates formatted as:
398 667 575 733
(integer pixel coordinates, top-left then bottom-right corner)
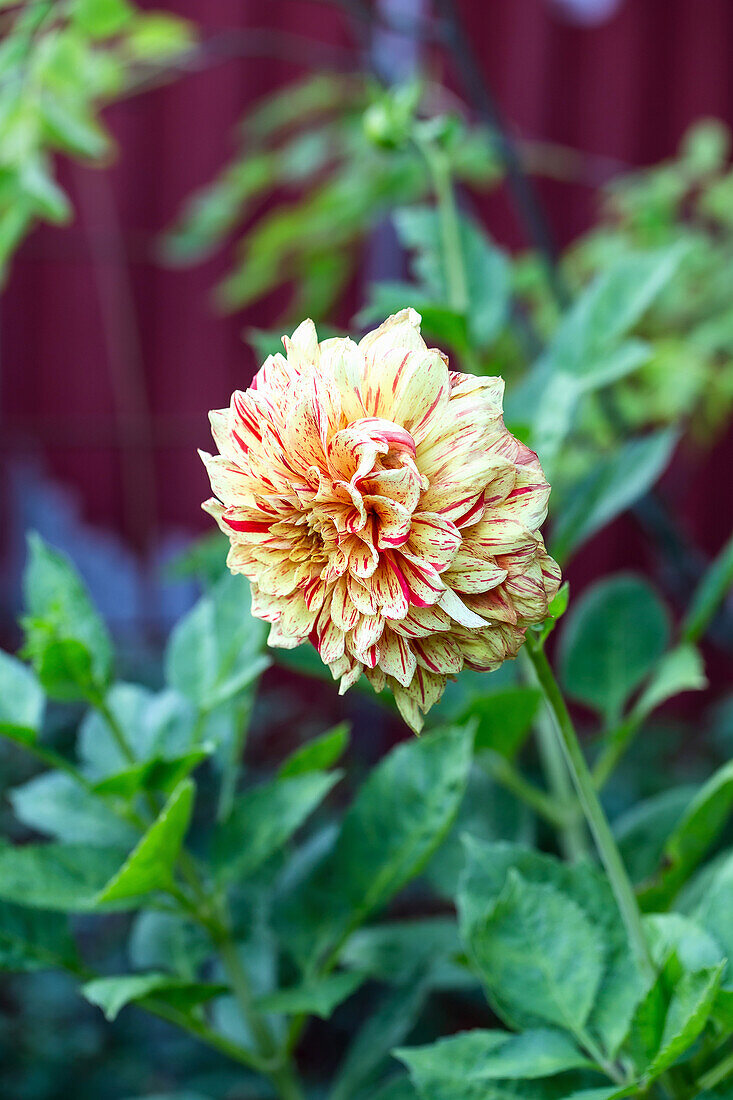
633 645 707 720
394 206 509 346
614 787 696 886
517 247 684 471
165 572 269 712
644 914 726 975
465 869 604 1033
91 747 212 799
254 971 364 1018
22 533 112 699
340 918 467 988
126 13 194 59
559 575 670 723
213 770 341 884
640 762 733 909
471 687 542 758
78 685 197 779
278 723 350 777
458 839 643 1057
0 649 44 741
40 97 110 159
0 843 132 911
397 1029 595 1097
552 431 678 561
70 0 133 37
82 972 226 1021
626 960 724 1082
20 158 71 223
10 772 137 847
694 852 733 985
330 978 432 1100
128 910 210 979
543 248 686 379
357 283 469 351
279 725 474 966
0 901 78 972
95 780 195 904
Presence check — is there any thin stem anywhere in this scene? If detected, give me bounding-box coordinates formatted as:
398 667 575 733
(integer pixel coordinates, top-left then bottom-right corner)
524 635 655 983
478 749 571 830
535 705 589 861
521 651 588 861
696 1044 733 1093
132 996 270 1073
94 695 160 820
681 529 733 644
216 932 305 1100
416 138 468 314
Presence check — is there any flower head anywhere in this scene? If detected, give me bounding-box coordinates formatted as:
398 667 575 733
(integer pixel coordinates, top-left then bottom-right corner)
201 310 560 732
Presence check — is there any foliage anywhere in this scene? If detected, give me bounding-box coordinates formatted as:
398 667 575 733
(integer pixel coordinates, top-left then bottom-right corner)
2 9 733 1100
0 0 193 279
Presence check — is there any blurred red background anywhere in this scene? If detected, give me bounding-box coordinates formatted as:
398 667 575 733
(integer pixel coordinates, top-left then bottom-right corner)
2 0 732 647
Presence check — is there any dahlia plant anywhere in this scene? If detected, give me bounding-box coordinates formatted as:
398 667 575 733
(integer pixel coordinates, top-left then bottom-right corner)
2 14 733 1096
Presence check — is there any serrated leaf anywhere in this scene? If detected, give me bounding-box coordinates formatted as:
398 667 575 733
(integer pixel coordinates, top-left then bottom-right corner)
278 723 350 777
559 575 669 723
82 972 226 1021
458 839 643 1057
10 772 137 847
254 970 364 1018
466 869 604 1033
279 725 474 967
22 534 112 699
0 650 44 741
397 1029 595 1096
213 770 341 884
95 780 194 904
693 851 733 985
627 961 724 1082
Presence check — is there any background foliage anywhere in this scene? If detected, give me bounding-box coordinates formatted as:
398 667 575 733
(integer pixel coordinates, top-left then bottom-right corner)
1 1 732 1099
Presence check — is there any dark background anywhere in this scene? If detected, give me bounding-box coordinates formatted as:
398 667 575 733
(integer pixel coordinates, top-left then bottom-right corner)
2 0 732 647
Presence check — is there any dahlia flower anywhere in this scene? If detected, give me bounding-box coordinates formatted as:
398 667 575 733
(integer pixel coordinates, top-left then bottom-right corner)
201 310 560 732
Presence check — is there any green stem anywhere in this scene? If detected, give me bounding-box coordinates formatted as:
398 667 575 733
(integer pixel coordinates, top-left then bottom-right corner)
524 635 655 983
696 1045 733 1093
421 142 468 314
216 933 304 1100
94 695 160 820
681 530 733 644
478 749 571 830
521 651 588 861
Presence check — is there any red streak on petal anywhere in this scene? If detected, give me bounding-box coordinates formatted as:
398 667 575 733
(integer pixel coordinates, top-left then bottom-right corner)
223 517 271 533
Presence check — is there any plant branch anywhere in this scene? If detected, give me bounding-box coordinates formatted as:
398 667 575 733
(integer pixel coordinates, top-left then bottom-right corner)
478 749 572 831
524 635 655 983
696 1044 733 1093
681 529 733 644
433 0 568 308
